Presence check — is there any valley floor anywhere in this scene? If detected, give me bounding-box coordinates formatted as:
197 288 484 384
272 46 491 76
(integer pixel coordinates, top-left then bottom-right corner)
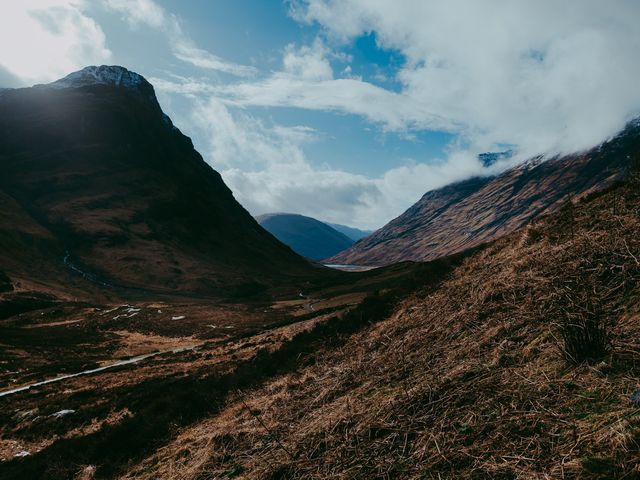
0 259 437 479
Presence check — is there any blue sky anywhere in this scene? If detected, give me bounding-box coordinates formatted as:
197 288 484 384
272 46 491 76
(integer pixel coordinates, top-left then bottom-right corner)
89 1 454 177
1 1 640 229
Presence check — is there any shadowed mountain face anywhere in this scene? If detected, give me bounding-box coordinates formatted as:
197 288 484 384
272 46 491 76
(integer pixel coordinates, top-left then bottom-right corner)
0 66 317 298
329 120 640 266
256 213 354 261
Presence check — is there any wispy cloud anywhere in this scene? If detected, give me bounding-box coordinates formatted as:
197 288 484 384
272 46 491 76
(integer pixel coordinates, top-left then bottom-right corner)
104 0 256 77
173 43 257 77
187 96 482 229
103 0 164 28
152 40 455 133
154 0 640 160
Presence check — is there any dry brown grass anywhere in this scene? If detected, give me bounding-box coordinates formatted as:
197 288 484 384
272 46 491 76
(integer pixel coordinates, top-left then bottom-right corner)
118 182 640 479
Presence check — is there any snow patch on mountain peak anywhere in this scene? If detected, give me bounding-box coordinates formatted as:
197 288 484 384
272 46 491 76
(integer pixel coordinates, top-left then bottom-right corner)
46 66 152 93
40 65 161 106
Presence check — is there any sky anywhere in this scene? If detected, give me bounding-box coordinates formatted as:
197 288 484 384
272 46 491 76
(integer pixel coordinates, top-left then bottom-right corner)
1 1 640 229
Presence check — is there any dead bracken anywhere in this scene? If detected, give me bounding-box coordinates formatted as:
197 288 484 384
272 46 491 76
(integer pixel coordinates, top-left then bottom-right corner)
116 177 640 479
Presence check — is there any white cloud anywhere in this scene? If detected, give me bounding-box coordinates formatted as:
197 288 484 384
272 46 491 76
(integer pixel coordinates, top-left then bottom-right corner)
187 97 483 229
173 42 257 77
104 0 164 28
0 0 111 84
283 39 333 81
154 1 640 168
288 0 640 156
104 0 256 76
216 77 449 131
152 0 640 229
151 44 456 133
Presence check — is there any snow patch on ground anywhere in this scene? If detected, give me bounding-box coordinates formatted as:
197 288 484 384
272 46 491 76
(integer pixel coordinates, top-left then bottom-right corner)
51 409 75 418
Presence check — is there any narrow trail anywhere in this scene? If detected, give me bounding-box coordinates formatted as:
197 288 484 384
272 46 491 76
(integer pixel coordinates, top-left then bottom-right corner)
0 345 198 399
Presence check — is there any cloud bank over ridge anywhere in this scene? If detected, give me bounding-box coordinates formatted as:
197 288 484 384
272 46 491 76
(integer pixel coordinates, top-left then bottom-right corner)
152 0 640 227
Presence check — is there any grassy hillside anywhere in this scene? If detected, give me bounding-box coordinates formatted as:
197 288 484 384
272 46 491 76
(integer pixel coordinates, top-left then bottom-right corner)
122 177 640 479
329 119 639 267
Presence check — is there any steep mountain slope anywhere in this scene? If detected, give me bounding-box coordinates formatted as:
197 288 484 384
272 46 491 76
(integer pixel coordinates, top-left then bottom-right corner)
0 66 318 298
256 213 354 261
330 121 640 265
325 222 373 241
121 175 640 480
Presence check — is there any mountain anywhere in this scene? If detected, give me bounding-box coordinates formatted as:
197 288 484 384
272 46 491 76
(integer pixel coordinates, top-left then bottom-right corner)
0 66 319 298
116 163 640 480
329 120 640 266
325 222 373 241
3 66 640 480
256 213 354 261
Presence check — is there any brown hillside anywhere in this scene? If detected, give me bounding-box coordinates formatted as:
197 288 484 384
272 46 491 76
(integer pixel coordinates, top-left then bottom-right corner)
122 178 640 479
0 66 325 299
329 121 640 266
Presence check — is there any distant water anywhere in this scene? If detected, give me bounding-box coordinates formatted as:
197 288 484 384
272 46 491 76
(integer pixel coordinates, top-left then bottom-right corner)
324 264 378 272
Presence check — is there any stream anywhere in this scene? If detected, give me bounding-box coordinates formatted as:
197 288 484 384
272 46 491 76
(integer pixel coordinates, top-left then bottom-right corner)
0 345 198 399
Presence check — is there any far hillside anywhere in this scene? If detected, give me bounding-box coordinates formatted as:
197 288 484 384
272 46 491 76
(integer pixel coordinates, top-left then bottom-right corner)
256 213 355 261
325 222 373 241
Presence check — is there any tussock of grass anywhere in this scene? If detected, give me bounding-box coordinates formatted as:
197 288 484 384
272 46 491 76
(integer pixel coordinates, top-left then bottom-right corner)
123 180 640 479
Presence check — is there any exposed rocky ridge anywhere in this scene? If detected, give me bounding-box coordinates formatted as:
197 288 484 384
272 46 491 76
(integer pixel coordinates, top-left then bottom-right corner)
330 120 640 266
0 66 320 298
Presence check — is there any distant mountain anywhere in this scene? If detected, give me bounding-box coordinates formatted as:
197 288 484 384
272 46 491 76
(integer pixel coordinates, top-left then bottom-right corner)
325 222 373 241
256 213 354 261
329 120 640 266
0 66 319 298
